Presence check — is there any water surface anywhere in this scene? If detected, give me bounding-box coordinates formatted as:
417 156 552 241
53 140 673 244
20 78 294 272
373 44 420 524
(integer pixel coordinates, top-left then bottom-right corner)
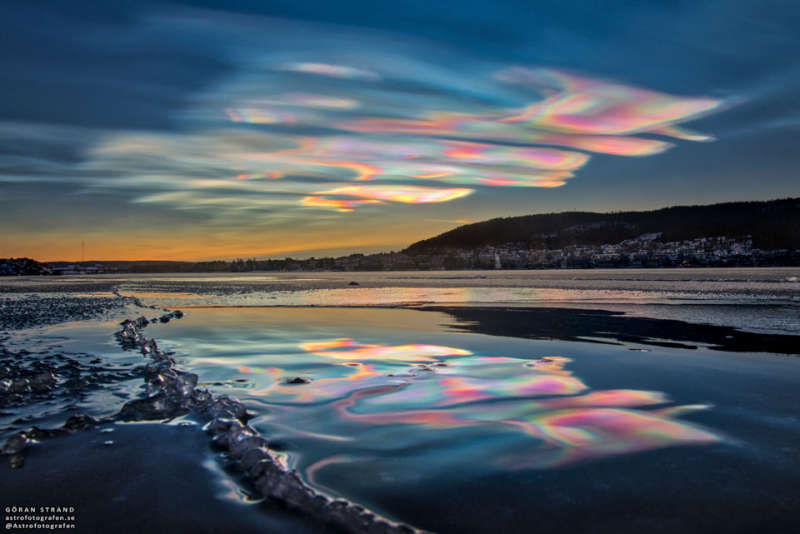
145 305 800 534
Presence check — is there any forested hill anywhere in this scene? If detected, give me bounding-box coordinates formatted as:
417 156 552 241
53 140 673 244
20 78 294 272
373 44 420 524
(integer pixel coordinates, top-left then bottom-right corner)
404 198 800 253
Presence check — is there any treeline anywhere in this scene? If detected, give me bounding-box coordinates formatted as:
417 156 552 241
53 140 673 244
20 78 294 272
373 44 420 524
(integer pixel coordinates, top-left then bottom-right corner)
404 198 800 253
0 258 51 276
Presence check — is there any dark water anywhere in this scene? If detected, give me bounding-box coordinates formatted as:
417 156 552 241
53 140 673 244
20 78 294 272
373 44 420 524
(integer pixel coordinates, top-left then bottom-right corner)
0 422 335 534
143 306 800 534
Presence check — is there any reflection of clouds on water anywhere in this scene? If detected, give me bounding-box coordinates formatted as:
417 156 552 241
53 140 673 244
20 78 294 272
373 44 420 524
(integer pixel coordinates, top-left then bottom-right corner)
300 338 471 361
240 338 721 473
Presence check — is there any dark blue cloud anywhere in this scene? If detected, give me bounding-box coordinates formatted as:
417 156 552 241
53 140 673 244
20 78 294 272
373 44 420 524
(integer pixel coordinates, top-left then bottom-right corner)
0 1 232 130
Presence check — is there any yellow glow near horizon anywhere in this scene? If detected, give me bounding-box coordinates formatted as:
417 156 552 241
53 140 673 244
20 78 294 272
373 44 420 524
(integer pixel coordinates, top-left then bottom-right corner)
0 220 460 262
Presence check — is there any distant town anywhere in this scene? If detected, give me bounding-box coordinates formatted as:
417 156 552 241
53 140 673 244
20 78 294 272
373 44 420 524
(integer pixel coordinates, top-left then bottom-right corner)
211 233 798 271
4 198 799 275
2 233 799 276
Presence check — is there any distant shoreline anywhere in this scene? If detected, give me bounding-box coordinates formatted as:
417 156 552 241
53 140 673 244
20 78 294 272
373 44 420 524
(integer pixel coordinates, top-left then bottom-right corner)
3 259 799 277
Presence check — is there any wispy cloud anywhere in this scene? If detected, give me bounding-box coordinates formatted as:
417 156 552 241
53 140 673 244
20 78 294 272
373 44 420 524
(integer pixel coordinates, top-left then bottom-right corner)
44 9 727 219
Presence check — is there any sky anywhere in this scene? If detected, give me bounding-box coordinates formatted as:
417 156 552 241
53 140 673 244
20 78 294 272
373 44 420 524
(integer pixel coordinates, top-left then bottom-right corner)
1 0 799 261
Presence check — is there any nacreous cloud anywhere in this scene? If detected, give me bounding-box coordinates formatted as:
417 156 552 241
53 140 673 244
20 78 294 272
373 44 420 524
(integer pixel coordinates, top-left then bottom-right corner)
303 185 474 212
68 10 729 215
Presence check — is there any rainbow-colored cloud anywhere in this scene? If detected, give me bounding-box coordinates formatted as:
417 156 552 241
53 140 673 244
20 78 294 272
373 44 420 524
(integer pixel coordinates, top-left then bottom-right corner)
214 65 726 210
303 185 474 211
82 22 729 217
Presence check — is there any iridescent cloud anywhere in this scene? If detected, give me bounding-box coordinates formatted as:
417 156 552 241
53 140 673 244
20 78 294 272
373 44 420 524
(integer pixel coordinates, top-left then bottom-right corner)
244 94 359 110
300 195 382 213
73 14 729 219
495 67 723 138
211 61 725 209
303 185 474 211
226 107 298 125
279 62 381 80
235 171 284 180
